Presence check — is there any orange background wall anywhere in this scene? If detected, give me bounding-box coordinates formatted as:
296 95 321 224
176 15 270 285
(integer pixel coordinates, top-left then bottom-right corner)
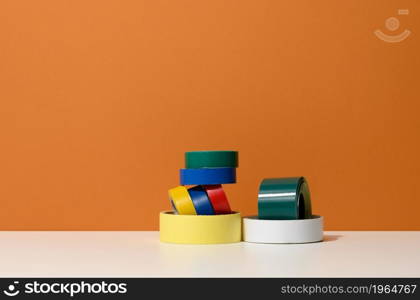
1 1 419 230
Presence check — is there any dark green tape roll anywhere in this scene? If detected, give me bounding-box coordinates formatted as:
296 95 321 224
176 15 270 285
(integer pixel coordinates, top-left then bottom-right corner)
185 151 238 168
258 177 312 220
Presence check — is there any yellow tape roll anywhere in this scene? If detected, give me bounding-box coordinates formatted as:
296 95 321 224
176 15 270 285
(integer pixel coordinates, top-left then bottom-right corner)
168 186 196 215
159 211 241 244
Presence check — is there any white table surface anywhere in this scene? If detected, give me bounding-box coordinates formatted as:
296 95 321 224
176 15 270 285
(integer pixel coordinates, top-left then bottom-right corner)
0 231 419 277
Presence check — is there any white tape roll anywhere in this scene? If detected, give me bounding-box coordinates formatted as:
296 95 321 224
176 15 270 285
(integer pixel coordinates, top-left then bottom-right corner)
242 215 323 244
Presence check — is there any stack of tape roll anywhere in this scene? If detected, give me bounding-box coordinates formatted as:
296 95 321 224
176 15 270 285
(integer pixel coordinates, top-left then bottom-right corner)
243 177 323 244
160 151 241 244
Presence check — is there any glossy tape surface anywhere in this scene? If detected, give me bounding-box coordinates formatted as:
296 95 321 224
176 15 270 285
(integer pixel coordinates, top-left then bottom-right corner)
185 151 238 168
168 186 196 215
188 186 214 215
159 211 241 244
203 184 231 214
258 177 312 220
180 167 236 185
243 215 323 244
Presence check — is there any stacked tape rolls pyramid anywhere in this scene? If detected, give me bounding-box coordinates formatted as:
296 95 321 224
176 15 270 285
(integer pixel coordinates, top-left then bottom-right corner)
160 151 240 244
159 151 323 244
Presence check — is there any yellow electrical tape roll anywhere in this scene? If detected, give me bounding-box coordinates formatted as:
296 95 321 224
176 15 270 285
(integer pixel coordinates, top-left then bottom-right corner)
168 186 196 215
159 211 241 244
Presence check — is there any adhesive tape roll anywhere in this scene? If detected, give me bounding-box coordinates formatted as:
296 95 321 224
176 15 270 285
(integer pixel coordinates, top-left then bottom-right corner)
203 184 231 214
258 177 312 220
159 211 241 244
188 186 214 215
168 186 196 215
180 167 236 185
242 215 323 244
185 151 238 168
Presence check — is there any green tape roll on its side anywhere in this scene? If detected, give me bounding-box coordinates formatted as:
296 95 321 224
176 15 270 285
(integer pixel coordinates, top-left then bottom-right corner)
185 151 238 168
258 177 312 220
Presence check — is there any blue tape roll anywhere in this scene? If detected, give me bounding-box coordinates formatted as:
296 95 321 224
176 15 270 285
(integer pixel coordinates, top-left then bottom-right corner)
188 186 215 215
180 168 236 185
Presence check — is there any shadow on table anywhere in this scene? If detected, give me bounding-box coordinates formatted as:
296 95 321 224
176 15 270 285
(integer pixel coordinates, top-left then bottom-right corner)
323 234 342 242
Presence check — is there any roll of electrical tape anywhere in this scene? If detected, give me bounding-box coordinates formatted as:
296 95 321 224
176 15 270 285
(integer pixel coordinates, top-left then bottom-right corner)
185 151 238 168
168 186 196 215
258 177 312 220
242 215 323 244
159 211 241 244
180 167 236 185
188 186 214 215
203 184 231 214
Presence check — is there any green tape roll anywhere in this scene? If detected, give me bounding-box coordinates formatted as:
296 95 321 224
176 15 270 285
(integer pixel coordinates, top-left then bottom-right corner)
258 177 312 220
185 151 238 168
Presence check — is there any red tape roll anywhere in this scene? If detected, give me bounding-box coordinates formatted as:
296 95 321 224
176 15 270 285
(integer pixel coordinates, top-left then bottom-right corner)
203 185 231 214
